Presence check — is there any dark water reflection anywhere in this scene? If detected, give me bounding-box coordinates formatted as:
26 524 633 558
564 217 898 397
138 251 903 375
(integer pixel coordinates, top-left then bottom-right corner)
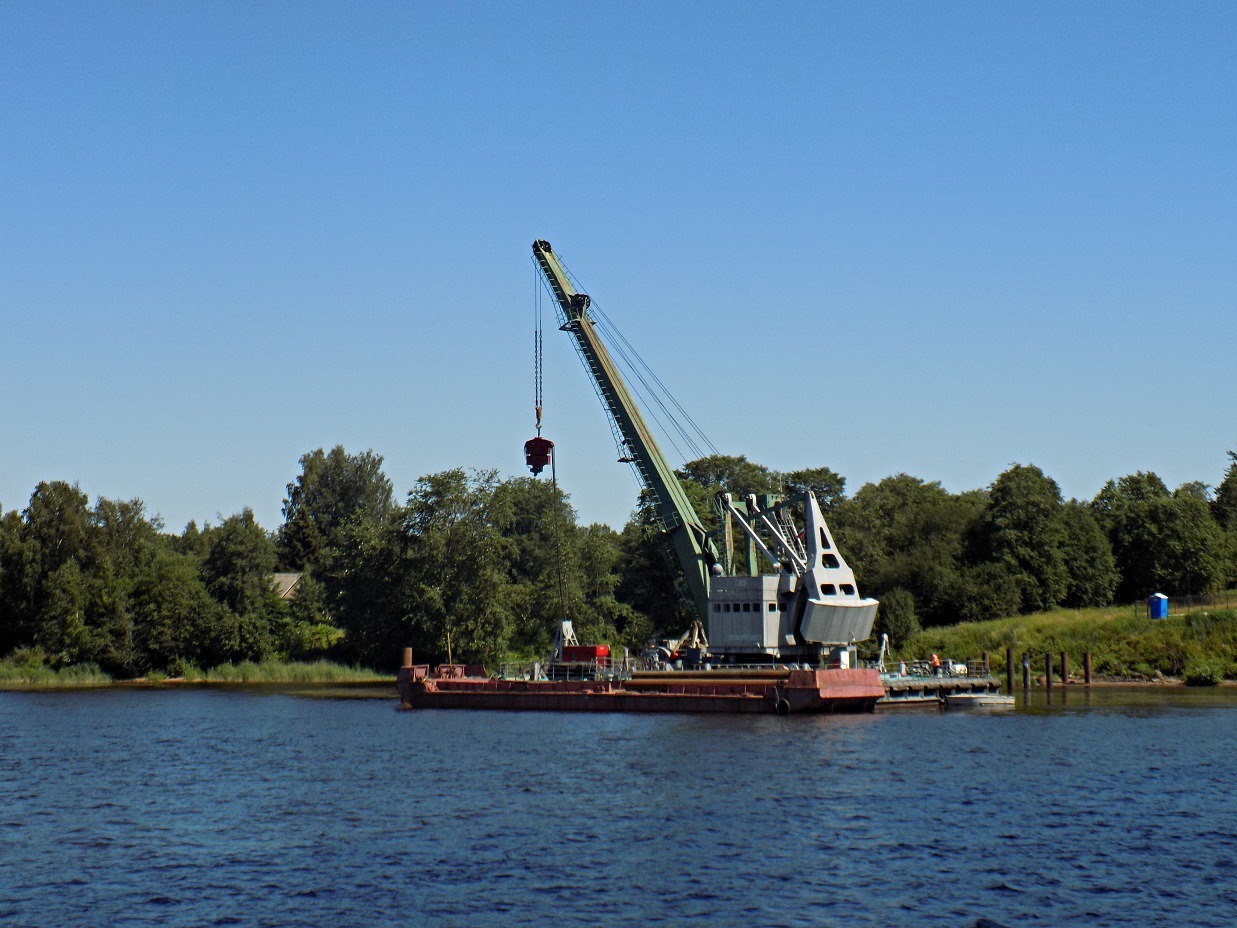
1 686 1234 927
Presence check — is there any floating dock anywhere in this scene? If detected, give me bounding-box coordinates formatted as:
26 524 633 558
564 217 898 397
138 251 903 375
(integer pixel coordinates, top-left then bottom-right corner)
878 671 1006 709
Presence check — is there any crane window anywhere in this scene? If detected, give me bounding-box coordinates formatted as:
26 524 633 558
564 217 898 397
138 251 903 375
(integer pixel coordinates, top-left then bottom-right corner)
841 584 856 595
713 603 721 612
768 603 776 612
820 583 837 595
823 553 840 568
819 528 831 550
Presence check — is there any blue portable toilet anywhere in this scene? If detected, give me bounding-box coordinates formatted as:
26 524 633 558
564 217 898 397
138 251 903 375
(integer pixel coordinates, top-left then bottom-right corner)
1149 593 1169 619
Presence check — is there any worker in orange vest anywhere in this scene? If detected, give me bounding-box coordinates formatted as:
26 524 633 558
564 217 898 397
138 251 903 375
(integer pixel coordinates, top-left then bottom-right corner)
930 653 942 677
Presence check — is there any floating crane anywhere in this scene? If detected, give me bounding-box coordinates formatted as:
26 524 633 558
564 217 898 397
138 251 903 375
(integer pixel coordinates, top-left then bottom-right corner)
531 239 878 666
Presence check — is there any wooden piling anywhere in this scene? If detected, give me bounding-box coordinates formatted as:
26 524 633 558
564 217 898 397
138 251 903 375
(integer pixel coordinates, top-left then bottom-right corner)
1022 652 1030 690
1006 648 1015 693
1084 651 1092 686
402 647 413 669
1045 652 1054 692
1061 651 1069 685
982 651 990 676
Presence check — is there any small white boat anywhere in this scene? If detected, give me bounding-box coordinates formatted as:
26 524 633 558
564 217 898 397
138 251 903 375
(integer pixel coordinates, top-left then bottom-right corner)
945 692 1015 710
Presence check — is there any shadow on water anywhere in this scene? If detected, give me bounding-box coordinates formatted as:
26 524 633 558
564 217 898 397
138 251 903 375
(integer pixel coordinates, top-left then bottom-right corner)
1014 683 1237 714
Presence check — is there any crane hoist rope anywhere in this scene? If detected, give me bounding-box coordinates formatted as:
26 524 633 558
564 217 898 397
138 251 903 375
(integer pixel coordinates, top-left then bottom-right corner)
525 272 569 622
524 274 555 476
549 254 718 465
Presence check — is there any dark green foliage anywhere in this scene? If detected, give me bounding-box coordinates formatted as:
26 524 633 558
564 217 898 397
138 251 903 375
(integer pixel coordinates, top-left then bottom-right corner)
954 562 1022 623
831 475 985 626
1057 502 1118 607
398 469 513 666
675 454 780 499
1092 472 1226 600
3 448 1232 677
874 588 919 645
278 446 394 571
1213 451 1237 531
972 464 1068 613
783 467 847 512
614 518 696 639
316 512 408 667
0 484 305 676
1183 659 1224 686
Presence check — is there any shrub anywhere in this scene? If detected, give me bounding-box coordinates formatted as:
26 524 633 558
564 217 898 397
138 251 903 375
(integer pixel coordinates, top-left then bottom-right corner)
167 658 204 680
1183 660 1223 686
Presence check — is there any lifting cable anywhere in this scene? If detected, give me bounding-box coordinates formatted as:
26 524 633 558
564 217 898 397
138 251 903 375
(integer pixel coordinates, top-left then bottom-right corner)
534 270 544 434
535 267 570 622
556 257 719 465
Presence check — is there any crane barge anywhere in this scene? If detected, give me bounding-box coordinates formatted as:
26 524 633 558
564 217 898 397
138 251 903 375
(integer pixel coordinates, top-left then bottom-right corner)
396 241 886 713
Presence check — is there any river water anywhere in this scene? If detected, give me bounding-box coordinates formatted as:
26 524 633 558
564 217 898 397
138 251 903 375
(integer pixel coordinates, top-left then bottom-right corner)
1 685 1234 928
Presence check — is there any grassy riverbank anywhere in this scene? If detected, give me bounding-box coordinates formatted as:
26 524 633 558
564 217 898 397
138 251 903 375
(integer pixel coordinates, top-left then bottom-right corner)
0 657 390 689
899 605 1237 682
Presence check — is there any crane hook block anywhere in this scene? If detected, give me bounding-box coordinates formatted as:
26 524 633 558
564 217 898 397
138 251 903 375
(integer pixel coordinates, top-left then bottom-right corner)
524 436 554 475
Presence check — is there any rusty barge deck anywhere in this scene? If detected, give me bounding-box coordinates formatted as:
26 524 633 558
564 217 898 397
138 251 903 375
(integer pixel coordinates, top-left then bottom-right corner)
396 664 885 715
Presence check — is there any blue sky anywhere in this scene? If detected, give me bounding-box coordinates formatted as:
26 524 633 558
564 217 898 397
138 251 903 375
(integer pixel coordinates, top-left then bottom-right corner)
2 2 1234 532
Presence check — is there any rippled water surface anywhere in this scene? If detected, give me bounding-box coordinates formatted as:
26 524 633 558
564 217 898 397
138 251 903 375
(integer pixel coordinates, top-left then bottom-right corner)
2 686 1235 927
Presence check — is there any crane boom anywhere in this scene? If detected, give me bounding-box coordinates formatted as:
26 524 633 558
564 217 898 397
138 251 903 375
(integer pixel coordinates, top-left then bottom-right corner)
531 239 717 623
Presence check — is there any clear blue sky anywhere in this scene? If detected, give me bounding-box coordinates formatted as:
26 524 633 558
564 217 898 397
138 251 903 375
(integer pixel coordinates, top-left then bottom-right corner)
2 2 1234 532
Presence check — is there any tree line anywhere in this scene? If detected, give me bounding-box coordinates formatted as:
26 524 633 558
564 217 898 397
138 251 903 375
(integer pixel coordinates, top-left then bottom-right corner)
1 446 1234 675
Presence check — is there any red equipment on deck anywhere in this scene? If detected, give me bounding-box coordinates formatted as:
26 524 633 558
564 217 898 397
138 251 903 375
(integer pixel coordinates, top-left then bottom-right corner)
562 644 610 665
524 435 554 475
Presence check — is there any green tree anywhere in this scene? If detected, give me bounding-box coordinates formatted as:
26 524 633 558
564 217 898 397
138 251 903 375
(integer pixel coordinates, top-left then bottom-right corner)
1213 450 1237 531
1092 473 1225 600
832 475 984 625
783 466 847 512
1 483 95 663
874 587 919 645
0 506 30 655
278 446 394 571
1057 501 1118 607
676 454 781 498
399 470 514 667
972 464 1068 613
33 560 98 664
201 509 284 661
614 516 697 639
131 546 224 670
318 514 407 666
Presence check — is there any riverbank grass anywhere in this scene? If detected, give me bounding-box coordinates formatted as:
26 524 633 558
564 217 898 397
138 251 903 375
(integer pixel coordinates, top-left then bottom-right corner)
0 657 389 689
899 605 1237 681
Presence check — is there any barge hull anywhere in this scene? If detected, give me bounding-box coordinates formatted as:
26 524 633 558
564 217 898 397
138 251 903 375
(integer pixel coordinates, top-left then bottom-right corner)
397 667 883 715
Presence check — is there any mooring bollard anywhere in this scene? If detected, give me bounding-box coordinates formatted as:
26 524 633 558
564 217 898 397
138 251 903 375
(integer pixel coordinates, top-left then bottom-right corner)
1006 648 1015 693
1061 651 1069 686
1045 652 1054 693
1084 651 1093 686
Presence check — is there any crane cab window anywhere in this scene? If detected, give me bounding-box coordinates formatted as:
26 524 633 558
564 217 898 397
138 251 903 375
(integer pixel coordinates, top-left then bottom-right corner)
767 603 776 612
